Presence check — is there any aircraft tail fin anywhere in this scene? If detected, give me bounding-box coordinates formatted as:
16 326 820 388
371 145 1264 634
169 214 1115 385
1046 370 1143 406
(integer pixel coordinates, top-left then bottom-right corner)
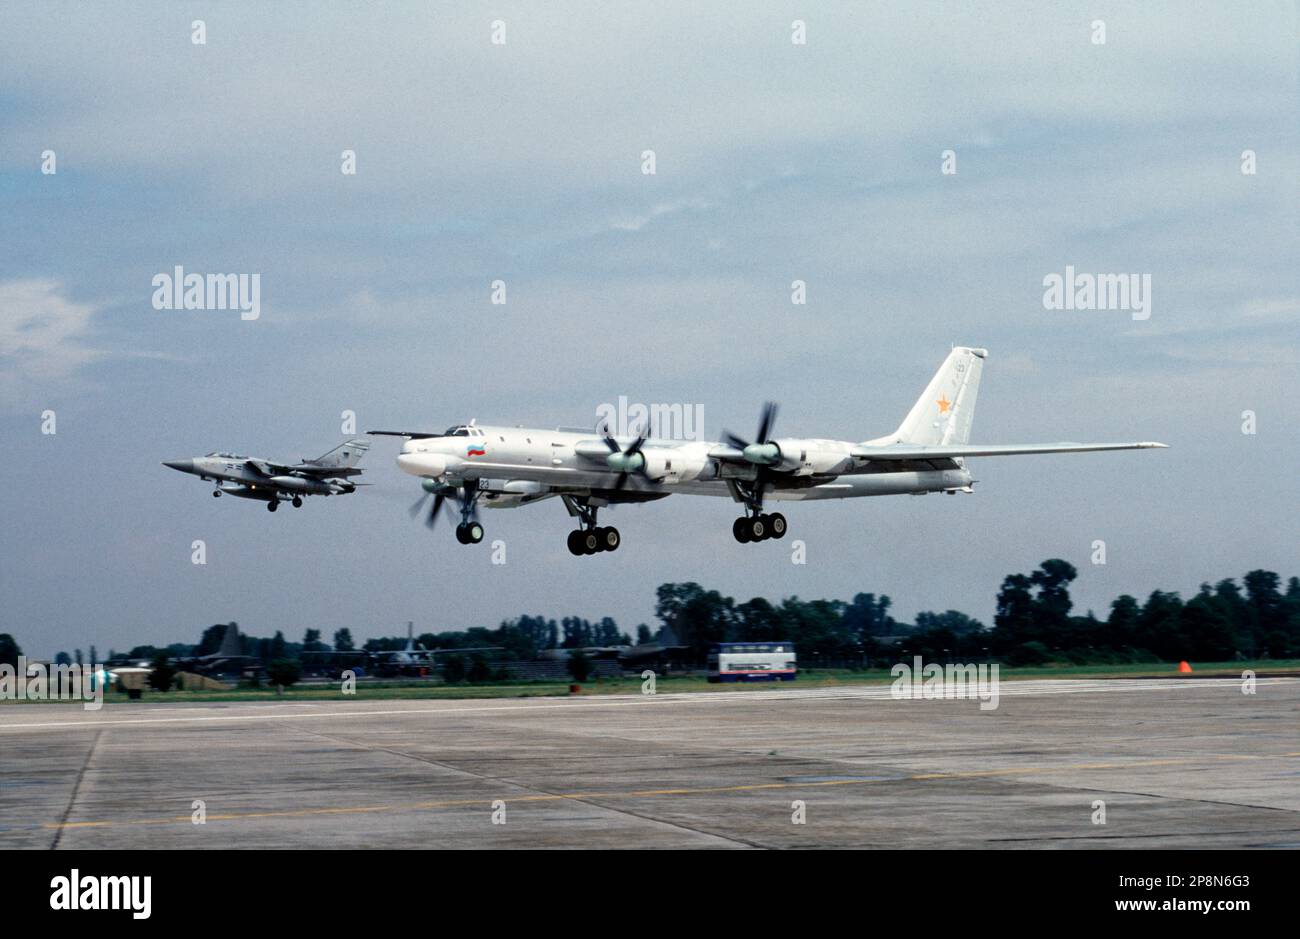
890 346 986 446
307 438 371 469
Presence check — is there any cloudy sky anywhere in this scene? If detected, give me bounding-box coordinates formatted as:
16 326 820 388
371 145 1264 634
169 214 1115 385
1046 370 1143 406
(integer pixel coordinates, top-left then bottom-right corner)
2 2 1296 659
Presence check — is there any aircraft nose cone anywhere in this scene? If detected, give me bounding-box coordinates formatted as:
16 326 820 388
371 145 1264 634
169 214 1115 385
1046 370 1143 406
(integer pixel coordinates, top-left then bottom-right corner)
163 459 195 473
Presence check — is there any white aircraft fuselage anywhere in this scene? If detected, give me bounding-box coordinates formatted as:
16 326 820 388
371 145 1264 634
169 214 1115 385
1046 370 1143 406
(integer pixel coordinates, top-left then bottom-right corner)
394 427 972 503
373 347 1165 554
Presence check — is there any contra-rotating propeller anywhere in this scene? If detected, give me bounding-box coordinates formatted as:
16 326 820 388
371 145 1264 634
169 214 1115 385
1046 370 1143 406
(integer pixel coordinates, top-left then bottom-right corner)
409 480 478 530
600 422 651 490
721 401 782 510
722 401 781 465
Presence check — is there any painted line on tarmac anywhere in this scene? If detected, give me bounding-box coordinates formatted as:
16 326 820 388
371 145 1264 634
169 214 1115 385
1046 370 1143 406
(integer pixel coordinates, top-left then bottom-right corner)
41 749 1300 832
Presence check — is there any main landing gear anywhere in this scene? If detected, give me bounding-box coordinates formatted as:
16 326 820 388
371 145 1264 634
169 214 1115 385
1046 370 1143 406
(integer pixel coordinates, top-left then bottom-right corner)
729 478 787 544
565 500 620 556
267 499 278 512
732 511 787 543
567 526 620 556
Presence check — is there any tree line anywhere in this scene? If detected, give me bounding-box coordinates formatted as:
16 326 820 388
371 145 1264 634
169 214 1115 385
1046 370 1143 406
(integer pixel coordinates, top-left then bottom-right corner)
5 562 1296 672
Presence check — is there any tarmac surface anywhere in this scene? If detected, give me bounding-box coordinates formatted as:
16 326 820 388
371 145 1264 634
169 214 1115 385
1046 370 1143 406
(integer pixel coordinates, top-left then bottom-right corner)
2 678 1298 849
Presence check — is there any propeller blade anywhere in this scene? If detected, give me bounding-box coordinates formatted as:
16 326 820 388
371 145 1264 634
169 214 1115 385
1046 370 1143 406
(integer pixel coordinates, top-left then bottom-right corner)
625 431 648 457
613 471 629 491
722 430 750 451
599 423 621 453
756 401 778 443
425 493 446 529
408 493 429 519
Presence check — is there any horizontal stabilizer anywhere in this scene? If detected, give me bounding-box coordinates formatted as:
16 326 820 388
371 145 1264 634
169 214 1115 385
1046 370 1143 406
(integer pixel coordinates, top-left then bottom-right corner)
850 441 1168 461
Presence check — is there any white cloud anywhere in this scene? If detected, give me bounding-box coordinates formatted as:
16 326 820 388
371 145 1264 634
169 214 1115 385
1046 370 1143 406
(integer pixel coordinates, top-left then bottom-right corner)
0 279 103 407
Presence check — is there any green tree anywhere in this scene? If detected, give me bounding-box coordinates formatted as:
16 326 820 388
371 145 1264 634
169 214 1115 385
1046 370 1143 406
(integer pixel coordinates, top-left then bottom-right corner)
147 653 177 692
265 659 302 691
735 597 784 642
1136 590 1185 660
0 634 22 668
567 650 593 682
1102 594 1141 651
302 629 326 652
654 582 735 659
914 610 985 635
468 655 492 683
333 628 355 652
441 655 467 683
843 593 898 640
1179 587 1236 660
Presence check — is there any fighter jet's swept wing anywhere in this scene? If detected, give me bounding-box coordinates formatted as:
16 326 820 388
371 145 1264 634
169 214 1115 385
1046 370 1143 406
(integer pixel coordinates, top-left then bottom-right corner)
850 441 1168 461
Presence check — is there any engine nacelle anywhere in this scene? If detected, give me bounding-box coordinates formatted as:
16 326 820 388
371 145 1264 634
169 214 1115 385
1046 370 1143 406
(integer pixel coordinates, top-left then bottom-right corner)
641 447 718 483
770 439 853 475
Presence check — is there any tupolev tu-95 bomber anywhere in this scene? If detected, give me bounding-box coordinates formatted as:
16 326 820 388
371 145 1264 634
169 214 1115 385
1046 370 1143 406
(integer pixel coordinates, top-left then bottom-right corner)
371 347 1166 556
163 439 370 511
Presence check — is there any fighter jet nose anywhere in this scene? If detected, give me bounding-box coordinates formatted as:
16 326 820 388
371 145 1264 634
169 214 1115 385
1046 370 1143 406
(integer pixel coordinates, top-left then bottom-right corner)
163 459 195 473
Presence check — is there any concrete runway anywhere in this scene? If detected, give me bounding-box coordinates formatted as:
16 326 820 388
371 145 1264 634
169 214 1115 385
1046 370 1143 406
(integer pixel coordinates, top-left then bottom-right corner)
2 678 1298 849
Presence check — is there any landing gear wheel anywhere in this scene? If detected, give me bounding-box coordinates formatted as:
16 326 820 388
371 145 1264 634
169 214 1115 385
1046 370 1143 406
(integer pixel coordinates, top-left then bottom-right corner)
267 500 278 513
567 530 585 556
212 489 222 498
456 522 484 544
769 512 787 539
732 517 751 543
747 515 767 541
600 527 620 552
291 496 303 508
581 529 600 555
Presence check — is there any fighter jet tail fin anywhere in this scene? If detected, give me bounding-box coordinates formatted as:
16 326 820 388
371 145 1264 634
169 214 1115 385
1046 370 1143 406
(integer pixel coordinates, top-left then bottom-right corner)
306 438 371 469
889 346 986 446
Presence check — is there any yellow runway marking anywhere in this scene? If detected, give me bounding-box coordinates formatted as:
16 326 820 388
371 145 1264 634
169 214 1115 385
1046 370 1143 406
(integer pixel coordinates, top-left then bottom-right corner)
43 750 1300 831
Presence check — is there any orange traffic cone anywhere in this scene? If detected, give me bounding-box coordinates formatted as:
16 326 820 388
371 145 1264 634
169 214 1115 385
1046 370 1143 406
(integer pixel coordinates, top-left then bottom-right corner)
1178 661 1193 673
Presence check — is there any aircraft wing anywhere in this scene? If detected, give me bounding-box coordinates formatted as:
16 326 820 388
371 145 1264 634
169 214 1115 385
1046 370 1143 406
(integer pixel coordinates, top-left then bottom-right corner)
368 430 444 439
244 459 279 475
849 441 1167 461
289 465 365 477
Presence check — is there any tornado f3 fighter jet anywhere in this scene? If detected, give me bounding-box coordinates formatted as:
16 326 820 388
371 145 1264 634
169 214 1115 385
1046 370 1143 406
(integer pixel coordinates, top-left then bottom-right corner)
371 347 1166 555
163 439 370 511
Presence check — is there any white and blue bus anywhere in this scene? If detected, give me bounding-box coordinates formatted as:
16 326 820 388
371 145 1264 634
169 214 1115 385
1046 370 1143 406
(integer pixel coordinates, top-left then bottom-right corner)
707 642 797 683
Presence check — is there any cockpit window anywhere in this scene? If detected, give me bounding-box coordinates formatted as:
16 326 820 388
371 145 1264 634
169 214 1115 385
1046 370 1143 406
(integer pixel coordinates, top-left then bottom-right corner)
443 426 470 437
